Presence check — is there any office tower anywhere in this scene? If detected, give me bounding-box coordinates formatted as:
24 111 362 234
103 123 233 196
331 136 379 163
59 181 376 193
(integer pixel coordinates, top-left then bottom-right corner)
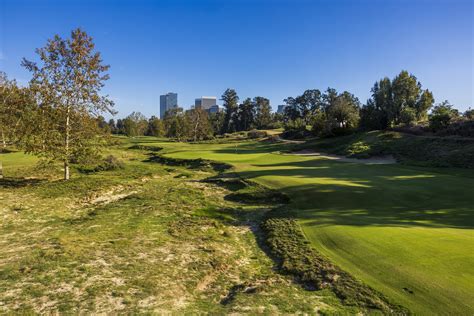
160 92 178 119
194 96 217 110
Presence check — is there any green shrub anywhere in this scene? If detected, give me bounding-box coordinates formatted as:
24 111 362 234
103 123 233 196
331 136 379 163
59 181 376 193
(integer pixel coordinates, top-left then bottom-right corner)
101 155 124 171
283 118 310 139
247 129 267 139
429 102 459 131
400 107 417 126
77 155 124 173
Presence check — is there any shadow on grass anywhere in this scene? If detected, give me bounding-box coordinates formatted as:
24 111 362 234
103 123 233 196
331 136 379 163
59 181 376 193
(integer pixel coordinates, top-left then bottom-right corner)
0 177 45 188
212 141 293 155
233 159 474 230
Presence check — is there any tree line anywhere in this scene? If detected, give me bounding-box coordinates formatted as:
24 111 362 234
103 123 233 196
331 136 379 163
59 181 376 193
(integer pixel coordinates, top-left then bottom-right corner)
102 89 278 140
1 29 472 180
280 70 472 138
107 70 472 141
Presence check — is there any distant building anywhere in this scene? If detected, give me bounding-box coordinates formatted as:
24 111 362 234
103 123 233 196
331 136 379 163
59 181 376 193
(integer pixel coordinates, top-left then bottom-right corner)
160 92 178 119
208 104 222 114
195 96 217 110
277 104 287 114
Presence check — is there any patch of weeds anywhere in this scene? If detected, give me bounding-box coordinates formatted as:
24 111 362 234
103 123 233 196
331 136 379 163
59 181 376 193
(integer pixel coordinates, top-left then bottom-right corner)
77 155 124 174
201 176 248 192
128 145 164 152
11 204 27 212
167 216 221 238
347 141 371 158
174 172 192 179
145 153 232 173
220 281 264 305
225 183 289 204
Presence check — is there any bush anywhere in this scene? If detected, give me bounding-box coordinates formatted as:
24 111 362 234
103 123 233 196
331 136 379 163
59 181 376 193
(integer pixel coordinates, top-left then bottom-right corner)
435 119 474 137
283 118 310 139
101 155 124 171
77 155 124 173
465 109 474 120
310 112 328 136
400 107 417 126
391 125 427 136
247 129 267 139
429 102 459 131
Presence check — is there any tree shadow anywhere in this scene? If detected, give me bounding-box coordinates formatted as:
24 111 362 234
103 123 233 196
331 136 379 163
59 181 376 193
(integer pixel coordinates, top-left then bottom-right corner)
0 177 45 188
230 159 474 230
212 142 291 155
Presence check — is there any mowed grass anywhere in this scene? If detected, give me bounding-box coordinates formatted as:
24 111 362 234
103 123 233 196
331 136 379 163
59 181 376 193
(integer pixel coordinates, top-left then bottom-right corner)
146 137 474 315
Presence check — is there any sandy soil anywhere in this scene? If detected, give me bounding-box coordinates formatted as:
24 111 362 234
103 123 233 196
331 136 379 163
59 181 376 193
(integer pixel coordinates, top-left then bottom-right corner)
288 149 397 164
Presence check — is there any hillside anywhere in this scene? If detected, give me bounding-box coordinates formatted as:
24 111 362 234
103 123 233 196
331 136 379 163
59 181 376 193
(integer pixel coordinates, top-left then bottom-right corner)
293 131 474 169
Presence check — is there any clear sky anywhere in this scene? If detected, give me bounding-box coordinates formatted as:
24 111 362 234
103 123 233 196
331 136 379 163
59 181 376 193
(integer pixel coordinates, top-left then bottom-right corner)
1 0 473 118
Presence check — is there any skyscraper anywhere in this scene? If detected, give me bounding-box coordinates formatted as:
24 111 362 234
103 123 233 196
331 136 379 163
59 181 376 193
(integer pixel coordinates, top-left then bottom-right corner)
194 96 217 110
160 92 178 119
277 104 287 114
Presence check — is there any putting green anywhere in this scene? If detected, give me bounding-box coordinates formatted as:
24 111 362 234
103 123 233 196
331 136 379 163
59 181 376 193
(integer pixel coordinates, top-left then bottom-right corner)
145 139 474 315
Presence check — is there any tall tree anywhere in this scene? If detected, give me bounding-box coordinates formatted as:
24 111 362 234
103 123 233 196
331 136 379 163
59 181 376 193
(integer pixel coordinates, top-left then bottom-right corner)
146 116 164 137
326 91 360 131
209 111 225 135
254 96 271 129
221 89 239 133
164 107 189 141
0 72 33 149
283 97 298 121
237 98 256 131
391 70 421 124
22 28 114 180
123 112 148 136
297 89 323 119
364 71 434 129
96 115 111 133
108 118 117 134
415 89 434 121
116 119 125 134
186 107 212 141
369 77 393 129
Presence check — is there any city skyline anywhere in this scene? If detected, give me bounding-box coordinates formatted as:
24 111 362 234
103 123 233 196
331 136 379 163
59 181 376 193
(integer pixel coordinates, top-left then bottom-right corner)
1 0 472 119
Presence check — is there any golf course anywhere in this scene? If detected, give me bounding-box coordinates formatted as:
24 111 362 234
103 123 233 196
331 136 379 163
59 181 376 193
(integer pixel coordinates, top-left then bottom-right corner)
141 136 474 315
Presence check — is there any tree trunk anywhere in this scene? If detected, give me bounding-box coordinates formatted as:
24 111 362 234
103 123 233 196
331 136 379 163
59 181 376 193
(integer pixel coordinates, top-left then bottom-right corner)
64 160 69 180
194 119 199 142
64 106 71 180
1 129 6 149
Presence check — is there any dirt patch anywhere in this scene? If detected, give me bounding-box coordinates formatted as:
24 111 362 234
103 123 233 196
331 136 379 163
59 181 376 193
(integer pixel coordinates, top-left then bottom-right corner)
288 149 397 164
89 190 138 205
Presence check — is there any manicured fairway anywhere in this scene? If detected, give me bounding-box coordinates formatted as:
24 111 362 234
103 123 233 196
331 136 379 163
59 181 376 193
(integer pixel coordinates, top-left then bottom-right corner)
147 139 474 315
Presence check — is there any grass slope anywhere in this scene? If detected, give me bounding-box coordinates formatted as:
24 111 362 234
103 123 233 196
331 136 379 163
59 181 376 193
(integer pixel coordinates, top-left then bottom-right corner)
150 136 474 315
295 130 474 168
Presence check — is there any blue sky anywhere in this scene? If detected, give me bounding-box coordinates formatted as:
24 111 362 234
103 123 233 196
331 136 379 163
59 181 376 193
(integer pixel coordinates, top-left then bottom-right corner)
1 0 472 118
